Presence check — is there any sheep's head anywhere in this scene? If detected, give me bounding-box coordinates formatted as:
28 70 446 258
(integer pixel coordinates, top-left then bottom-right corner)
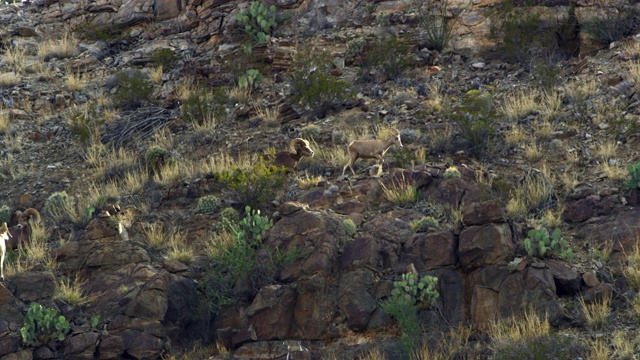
389 132 403 148
290 138 314 157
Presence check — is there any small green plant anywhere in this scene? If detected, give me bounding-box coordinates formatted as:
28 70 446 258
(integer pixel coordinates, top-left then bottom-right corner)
89 315 100 329
412 216 439 232
345 38 366 65
343 218 357 238
448 90 497 157
289 49 355 118
181 87 228 125
112 69 154 109
149 48 178 69
381 273 439 354
20 303 70 347
43 191 75 221
409 0 461 51
581 1 639 45
443 166 461 179
523 227 575 261
236 1 291 45
231 206 273 243
0 204 11 224
217 158 287 211
624 162 640 190
238 69 263 91
362 36 413 80
198 195 221 215
145 145 169 170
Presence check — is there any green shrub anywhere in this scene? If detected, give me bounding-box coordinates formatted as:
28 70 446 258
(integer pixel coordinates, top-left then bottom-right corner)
289 50 355 118
181 87 228 125
443 166 461 179
150 48 178 69
624 162 640 190
236 1 291 46
409 0 461 51
199 206 291 312
381 273 439 354
43 191 75 221
523 227 575 261
68 102 103 144
345 37 366 65
0 205 11 225
343 218 357 238
488 0 556 63
411 216 439 232
582 2 639 45
390 147 417 169
112 69 154 109
198 195 221 214
362 36 413 80
20 303 70 347
217 158 288 210
145 145 169 170
448 90 497 158
220 207 241 224
238 69 263 91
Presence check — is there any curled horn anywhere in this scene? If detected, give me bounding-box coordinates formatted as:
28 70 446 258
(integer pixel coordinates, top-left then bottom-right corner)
289 138 309 153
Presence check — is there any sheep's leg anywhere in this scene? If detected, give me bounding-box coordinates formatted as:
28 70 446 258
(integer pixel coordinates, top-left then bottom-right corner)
343 154 358 176
0 240 4 281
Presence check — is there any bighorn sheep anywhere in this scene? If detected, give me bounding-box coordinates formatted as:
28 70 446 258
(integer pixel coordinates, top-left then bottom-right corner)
7 208 41 251
272 138 315 172
342 132 403 176
0 222 11 281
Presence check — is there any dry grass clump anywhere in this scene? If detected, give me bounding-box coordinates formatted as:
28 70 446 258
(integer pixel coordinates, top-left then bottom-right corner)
505 125 527 146
165 341 229 360
579 293 611 330
253 101 280 127
499 90 538 121
624 244 640 290
381 180 419 207
148 66 163 84
3 45 29 73
166 228 194 264
0 110 9 134
523 141 542 162
142 223 168 249
203 231 235 259
65 72 85 91
298 172 323 190
122 170 148 195
506 169 554 220
628 60 640 85
586 337 610 360
0 72 20 88
37 33 78 60
55 274 91 306
488 309 550 349
153 158 199 186
595 140 618 160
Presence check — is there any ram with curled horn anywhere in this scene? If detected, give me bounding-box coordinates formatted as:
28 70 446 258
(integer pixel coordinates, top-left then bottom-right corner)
271 138 315 172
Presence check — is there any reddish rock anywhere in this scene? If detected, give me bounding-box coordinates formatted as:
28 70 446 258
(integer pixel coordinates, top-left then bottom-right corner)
425 178 469 210
545 259 581 296
581 283 614 304
459 224 514 271
290 278 334 340
498 266 562 324
12 272 55 302
63 331 100 359
333 200 366 215
563 196 598 223
337 270 378 331
387 169 434 190
582 271 599 288
340 237 393 272
403 230 458 271
471 286 498 331
97 335 124 360
247 285 296 340
462 199 506 226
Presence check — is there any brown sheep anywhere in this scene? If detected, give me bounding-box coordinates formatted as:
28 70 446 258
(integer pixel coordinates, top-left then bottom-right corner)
272 138 315 172
342 132 403 176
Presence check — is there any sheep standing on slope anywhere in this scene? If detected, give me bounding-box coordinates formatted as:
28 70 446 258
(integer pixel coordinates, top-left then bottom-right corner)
342 132 403 176
272 138 315 172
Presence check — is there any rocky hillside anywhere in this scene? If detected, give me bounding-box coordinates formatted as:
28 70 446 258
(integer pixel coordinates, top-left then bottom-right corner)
0 0 639 359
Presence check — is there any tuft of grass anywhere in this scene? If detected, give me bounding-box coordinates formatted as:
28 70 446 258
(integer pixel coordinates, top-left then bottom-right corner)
0 110 9 134
165 341 230 360
611 330 635 359
579 294 611 330
533 120 554 139
624 244 640 290
166 228 194 264
595 140 618 161
0 72 20 88
600 162 628 182
298 172 322 190
489 308 550 350
65 72 85 91
122 170 148 195
524 141 542 162
505 125 527 146
37 33 78 60
253 101 280 127
153 158 198 186
586 337 610 360
381 180 419 207
3 45 29 73
499 90 538 121
148 66 163 84
203 231 235 259
142 223 168 250
55 274 91 306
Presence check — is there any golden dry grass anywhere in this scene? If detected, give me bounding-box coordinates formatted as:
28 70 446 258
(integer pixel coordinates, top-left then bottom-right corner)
65 72 85 91
524 141 542 162
37 33 77 60
506 170 554 219
3 45 29 73
624 243 640 290
4 131 22 153
579 294 611 330
499 90 538 121
122 170 148 195
505 125 527 146
427 80 444 110
166 228 194 264
0 72 20 88
227 86 252 105
151 127 174 149
149 66 163 84
539 91 562 121
586 337 610 360
298 171 323 190
628 61 640 85
153 159 199 186
142 223 168 249
55 274 91 306
600 162 628 181
381 179 419 207
488 308 550 351
203 231 235 259
253 101 280 127
611 330 635 359
533 120 554 139
0 110 9 134
595 140 618 161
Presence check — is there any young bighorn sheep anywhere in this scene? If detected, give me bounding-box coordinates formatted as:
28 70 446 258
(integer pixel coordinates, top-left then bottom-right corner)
0 222 11 281
342 132 403 176
272 138 315 172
